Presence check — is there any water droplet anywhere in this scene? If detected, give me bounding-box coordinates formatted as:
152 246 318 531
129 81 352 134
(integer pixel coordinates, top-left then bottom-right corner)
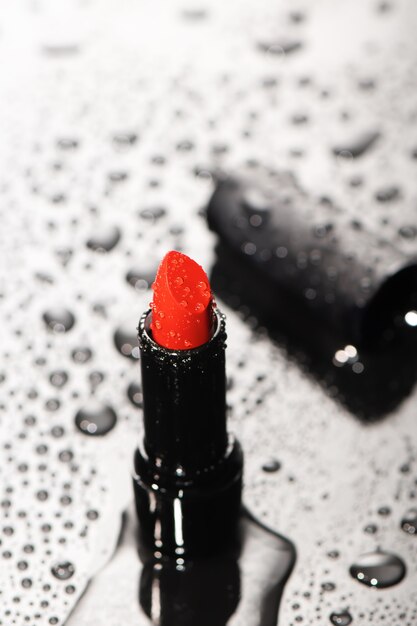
398 225 417 240
262 459 281 473
314 223 333 238
89 370 105 389
114 326 139 360
184 339 191 348
375 186 400 203
258 39 302 55
58 450 73 463
51 561 75 580
154 320 162 330
364 523 378 534
51 425 65 438
350 550 406 588
75 403 117 436
175 276 184 286
112 132 138 149
46 398 60 411
378 506 391 516
198 281 207 290
126 268 155 291
43 309 75 333
401 508 417 535
49 370 68 388
329 610 353 625
327 550 340 560
332 130 379 158
57 138 79 150
180 300 188 307
139 207 166 221
71 347 92 364
86 226 121 252
108 171 128 183
195 302 204 313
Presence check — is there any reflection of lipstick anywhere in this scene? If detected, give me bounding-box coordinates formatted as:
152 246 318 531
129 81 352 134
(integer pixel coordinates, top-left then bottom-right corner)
133 251 243 557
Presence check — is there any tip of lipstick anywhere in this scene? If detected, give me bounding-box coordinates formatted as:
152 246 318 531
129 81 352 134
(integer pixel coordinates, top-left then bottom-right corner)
150 251 214 350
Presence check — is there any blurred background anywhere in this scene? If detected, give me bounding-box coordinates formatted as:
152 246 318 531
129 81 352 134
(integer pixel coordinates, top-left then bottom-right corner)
1 0 417 624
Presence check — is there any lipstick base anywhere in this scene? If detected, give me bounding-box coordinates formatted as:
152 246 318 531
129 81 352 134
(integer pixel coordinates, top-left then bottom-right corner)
138 508 296 626
133 438 243 558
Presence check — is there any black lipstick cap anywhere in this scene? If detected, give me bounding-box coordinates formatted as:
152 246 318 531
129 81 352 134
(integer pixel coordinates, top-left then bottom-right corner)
207 169 417 347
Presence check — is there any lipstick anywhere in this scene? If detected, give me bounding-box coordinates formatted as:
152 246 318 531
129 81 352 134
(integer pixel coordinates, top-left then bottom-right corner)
150 250 213 350
133 251 243 557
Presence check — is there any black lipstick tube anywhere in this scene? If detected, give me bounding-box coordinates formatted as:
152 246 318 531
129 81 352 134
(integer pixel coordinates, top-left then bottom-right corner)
133 309 243 557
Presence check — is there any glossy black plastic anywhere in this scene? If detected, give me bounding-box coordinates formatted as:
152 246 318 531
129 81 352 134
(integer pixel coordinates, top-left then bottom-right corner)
133 309 243 557
138 509 296 626
207 169 417 347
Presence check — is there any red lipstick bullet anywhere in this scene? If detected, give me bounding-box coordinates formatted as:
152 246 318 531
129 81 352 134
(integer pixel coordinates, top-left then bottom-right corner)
133 251 243 557
150 250 214 350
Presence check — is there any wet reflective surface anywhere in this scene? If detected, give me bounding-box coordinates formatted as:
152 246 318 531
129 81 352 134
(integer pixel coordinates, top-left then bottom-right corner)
68 509 295 626
1 0 417 623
